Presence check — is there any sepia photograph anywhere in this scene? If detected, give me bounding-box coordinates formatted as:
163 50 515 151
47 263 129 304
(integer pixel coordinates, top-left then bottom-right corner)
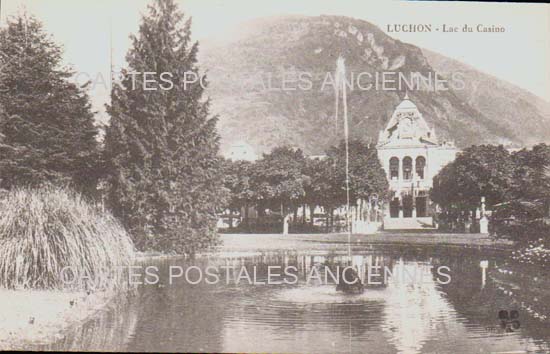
0 0 549 352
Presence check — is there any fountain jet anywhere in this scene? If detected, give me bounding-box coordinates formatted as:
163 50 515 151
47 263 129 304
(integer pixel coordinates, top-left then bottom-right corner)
334 56 352 259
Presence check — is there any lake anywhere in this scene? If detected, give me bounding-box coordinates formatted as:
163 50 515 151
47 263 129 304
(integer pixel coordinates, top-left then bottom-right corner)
40 235 550 353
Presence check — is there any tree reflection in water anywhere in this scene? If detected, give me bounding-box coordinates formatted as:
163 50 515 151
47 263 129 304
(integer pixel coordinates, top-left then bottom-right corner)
36 248 550 353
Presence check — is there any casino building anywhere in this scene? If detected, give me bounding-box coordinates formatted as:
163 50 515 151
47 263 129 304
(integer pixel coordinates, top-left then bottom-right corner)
377 95 458 230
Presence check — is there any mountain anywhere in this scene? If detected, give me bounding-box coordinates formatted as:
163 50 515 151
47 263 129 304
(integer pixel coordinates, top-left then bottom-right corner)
199 15 550 155
422 48 550 147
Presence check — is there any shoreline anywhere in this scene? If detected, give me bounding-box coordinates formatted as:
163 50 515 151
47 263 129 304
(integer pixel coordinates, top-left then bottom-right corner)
219 232 514 253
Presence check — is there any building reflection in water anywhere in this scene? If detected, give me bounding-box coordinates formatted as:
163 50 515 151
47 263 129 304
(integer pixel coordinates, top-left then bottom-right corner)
37 249 550 353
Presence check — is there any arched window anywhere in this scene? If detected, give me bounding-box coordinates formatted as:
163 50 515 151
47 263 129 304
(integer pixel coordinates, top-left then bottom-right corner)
416 156 426 179
403 156 412 180
389 157 399 180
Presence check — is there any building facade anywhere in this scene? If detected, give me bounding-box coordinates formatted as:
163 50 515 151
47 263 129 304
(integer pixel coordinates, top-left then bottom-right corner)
377 96 458 229
224 140 258 162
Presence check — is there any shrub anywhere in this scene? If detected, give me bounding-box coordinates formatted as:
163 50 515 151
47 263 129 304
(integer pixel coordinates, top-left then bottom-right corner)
492 199 550 245
0 186 135 290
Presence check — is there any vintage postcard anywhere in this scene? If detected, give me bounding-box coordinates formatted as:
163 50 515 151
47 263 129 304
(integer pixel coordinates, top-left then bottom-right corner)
0 0 549 353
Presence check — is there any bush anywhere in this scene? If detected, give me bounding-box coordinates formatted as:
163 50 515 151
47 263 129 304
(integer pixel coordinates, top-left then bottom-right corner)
491 199 550 245
0 186 135 290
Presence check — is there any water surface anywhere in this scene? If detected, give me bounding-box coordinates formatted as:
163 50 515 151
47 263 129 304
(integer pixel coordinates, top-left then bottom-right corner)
42 237 550 353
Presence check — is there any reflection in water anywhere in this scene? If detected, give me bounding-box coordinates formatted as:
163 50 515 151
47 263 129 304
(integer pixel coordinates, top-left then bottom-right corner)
39 247 550 353
381 262 458 353
50 296 140 351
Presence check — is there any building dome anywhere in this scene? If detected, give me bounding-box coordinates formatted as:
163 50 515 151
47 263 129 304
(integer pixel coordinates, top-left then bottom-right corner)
377 95 435 145
394 99 418 111
394 93 418 111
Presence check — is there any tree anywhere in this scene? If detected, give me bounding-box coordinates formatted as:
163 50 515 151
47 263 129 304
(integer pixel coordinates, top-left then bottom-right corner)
431 145 514 212
299 140 388 230
325 139 388 208
221 159 255 227
303 157 333 224
510 144 550 201
0 14 102 195
491 144 550 243
251 147 309 216
104 0 223 254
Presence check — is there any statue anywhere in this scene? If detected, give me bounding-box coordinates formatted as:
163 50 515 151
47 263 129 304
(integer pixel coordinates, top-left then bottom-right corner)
479 196 489 234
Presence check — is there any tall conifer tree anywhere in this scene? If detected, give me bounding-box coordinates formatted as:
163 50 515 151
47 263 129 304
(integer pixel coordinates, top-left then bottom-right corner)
0 15 101 194
104 0 223 253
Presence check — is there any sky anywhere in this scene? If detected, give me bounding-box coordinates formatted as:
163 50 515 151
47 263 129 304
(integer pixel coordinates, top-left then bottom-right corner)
2 0 549 107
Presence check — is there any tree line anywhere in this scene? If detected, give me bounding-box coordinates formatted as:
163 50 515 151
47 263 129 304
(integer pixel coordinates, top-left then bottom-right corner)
221 140 389 231
1 0 547 253
0 0 222 254
431 144 550 243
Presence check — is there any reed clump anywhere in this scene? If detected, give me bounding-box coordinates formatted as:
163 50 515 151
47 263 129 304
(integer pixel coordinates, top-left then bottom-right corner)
0 186 135 290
